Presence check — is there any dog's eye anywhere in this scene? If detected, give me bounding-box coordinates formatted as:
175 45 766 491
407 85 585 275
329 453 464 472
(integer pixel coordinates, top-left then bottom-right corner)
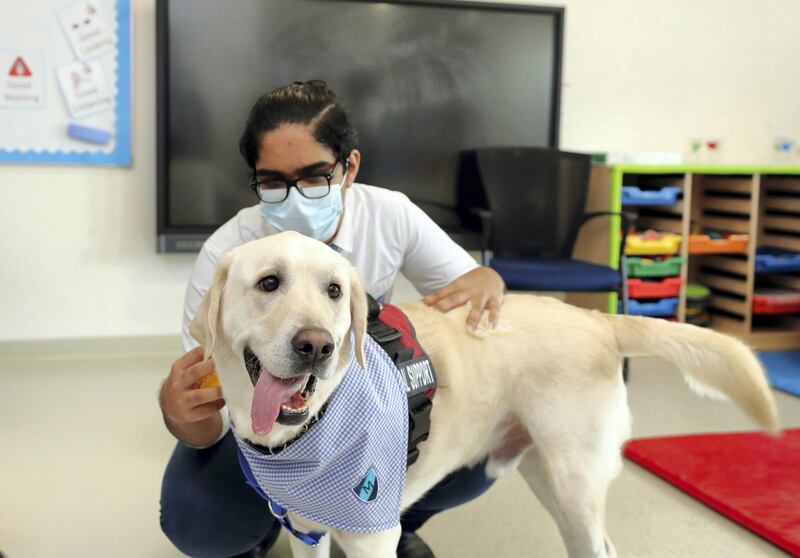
258 275 279 292
328 283 341 299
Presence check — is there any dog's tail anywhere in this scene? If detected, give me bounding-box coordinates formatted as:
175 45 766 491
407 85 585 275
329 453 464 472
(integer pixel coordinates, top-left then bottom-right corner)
604 313 780 434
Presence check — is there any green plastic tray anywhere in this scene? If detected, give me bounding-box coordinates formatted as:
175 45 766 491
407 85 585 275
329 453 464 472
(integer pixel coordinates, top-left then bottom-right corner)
627 257 685 278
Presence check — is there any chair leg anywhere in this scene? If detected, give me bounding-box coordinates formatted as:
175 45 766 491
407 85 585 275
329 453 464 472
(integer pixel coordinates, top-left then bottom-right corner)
619 253 630 383
619 254 630 316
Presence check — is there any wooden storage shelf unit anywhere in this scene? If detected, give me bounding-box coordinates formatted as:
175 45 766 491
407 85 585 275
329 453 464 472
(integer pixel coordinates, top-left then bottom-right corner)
760 176 800 252
601 165 800 350
688 175 754 334
749 175 800 348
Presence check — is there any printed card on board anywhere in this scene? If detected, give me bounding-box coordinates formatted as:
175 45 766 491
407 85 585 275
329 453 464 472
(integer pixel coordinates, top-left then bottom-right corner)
58 0 116 60
0 52 45 108
56 60 113 118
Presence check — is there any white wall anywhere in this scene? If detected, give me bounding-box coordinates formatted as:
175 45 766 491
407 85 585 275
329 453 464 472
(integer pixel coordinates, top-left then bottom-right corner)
0 0 194 342
2 0 799 342
551 0 800 162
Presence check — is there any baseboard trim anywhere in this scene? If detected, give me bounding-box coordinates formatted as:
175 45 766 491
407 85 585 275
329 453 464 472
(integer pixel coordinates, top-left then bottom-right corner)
0 335 182 360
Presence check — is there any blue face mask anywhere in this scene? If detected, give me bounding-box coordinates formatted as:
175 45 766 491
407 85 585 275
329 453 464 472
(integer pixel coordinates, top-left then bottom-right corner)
260 170 347 242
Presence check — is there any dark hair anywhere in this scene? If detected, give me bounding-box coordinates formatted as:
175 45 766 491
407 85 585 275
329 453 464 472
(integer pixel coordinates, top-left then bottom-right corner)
238 80 359 171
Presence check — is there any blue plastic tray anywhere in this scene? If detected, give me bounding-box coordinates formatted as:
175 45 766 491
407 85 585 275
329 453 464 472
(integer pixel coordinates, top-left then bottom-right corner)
755 247 800 274
622 186 681 206
620 297 680 317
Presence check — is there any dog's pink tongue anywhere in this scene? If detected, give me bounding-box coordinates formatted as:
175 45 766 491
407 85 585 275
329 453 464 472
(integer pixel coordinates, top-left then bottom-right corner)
251 373 303 435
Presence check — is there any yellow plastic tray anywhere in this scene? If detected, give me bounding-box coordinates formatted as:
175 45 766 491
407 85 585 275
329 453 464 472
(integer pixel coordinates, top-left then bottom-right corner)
625 234 683 256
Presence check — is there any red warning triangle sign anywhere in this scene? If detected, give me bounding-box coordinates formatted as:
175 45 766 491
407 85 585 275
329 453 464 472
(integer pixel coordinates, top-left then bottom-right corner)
9 56 32 77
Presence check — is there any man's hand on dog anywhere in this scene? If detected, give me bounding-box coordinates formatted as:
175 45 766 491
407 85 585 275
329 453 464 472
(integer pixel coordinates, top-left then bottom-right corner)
423 266 505 331
159 347 226 446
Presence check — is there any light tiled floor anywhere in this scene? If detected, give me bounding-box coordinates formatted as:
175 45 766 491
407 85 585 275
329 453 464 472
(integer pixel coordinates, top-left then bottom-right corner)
0 347 798 558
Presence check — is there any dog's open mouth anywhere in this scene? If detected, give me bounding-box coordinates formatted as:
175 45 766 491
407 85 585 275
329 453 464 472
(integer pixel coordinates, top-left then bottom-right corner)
244 347 318 435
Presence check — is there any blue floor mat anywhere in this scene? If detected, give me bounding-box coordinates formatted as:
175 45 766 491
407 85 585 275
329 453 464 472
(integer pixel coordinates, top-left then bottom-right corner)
757 350 800 397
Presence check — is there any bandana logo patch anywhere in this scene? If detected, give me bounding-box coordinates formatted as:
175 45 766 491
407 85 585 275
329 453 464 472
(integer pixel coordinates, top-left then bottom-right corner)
353 466 379 503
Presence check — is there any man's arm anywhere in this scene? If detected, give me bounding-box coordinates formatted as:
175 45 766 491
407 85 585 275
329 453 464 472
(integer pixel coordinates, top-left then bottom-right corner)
396 194 505 328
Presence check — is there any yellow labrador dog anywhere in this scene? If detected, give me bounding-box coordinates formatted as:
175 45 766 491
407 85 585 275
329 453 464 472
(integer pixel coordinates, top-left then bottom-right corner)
190 231 779 558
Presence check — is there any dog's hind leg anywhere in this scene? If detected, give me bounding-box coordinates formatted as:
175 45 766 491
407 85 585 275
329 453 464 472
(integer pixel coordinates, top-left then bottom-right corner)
515 378 628 558
518 444 617 558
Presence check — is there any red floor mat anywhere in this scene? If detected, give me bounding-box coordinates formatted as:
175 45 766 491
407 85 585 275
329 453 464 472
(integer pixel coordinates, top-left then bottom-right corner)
624 429 800 557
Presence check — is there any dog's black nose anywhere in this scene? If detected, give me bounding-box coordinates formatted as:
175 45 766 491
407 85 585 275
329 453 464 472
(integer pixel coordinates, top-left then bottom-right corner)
292 328 334 364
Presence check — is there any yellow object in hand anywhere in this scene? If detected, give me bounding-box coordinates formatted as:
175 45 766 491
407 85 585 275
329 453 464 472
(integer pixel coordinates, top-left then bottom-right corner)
195 372 220 389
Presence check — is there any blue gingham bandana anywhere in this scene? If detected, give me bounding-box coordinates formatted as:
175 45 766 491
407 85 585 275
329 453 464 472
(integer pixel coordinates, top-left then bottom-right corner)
233 335 409 532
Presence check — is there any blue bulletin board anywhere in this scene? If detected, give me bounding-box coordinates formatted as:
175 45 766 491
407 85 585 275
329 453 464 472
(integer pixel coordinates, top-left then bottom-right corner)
0 0 131 166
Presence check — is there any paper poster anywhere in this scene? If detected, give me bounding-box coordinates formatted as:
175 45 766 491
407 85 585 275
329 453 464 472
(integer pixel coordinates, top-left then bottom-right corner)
0 0 130 165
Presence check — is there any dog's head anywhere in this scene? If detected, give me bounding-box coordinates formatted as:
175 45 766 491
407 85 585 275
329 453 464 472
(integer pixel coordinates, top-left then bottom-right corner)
189 231 367 447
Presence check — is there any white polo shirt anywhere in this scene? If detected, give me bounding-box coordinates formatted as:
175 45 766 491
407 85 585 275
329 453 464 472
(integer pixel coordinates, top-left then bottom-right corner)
181 183 478 445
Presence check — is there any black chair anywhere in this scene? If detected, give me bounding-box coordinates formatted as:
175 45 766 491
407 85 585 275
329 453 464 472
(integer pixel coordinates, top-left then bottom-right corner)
459 147 633 376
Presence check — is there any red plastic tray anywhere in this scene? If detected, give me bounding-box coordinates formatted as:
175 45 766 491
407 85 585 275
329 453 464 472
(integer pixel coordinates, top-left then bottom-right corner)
627 277 683 299
753 289 800 315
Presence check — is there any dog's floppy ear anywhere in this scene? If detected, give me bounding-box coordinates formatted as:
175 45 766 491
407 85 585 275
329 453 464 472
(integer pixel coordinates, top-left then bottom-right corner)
348 265 367 369
190 252 233 360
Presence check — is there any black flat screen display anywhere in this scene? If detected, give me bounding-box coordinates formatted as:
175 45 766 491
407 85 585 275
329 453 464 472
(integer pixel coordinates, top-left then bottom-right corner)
157 0 562 249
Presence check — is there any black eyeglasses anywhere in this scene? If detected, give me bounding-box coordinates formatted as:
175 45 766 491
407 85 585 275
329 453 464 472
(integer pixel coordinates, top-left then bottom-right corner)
250 161 344 203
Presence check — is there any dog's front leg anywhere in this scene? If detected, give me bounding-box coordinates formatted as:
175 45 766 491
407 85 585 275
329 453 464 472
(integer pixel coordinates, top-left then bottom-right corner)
287 533 331 558
333 524 401 558
286 514 331 558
